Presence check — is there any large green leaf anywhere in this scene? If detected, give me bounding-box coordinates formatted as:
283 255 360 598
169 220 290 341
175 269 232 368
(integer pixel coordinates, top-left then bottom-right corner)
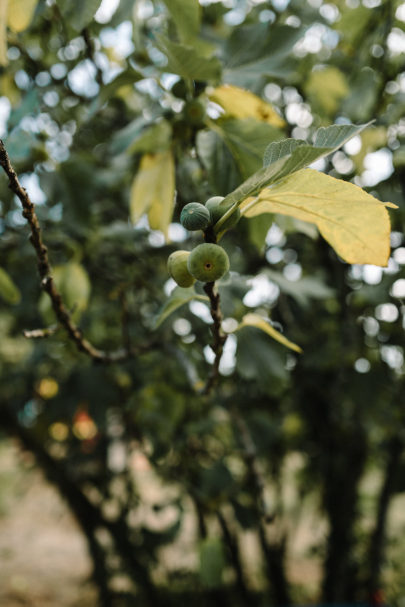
244 169 395 266
161 0 200 43
153 287 209 329
156 35 221 81
196 129 240 196
223 23 305 86
214 118 284 179
0 268 21 305
215 122 371 220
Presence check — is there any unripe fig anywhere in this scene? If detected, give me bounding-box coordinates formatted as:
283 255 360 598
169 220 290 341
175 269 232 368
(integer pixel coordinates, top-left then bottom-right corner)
205 196 241 231
180 202 211 231
171 78 188 100
167 251 196 288
187 243 230 282
184 99 206 126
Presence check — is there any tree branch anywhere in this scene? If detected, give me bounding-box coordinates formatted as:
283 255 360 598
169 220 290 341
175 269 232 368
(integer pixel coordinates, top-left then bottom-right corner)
0 140 155 363
201 280 227 395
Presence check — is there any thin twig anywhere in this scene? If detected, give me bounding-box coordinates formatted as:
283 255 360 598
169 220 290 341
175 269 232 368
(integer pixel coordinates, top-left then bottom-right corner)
0 140 154 363
119 290 132 353
82 27 104 88
23 324 59 339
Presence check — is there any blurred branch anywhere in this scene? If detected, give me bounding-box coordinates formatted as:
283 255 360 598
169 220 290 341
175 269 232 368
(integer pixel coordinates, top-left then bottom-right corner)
82 27 104 88
201 280 227 395
23 324 59 339
0 140 155 363
230 406 272 522
217 509 250 603
366 435 403 598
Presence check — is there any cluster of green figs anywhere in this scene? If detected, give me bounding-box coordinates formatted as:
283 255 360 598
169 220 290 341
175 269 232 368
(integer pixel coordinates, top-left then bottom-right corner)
167 197 240 286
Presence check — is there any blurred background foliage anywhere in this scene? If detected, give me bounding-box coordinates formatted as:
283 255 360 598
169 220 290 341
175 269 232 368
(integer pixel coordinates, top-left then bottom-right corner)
0 0 405 605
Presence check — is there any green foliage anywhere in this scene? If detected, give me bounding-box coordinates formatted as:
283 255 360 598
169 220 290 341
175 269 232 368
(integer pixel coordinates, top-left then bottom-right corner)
0 0 404 604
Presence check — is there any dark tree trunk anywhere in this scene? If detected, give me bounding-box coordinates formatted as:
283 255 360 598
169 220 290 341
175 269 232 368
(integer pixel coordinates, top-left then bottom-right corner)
321 425 368 602
366 436 403 599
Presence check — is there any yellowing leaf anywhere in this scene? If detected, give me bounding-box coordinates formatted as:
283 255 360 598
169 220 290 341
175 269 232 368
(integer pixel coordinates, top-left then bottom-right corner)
237 313 302 353
130 150 175 238
209 85 285 128
7 0 38 32
244 169 394 266
0 0 8 66
305 67 349 115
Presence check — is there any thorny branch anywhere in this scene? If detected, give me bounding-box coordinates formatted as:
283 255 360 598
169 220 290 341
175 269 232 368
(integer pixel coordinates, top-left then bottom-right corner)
0 140 154 363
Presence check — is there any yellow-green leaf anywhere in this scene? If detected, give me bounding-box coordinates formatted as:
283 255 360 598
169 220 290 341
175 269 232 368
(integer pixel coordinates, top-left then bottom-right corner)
209 85 285 128
39 263 91 323
236 313 302 353
0 267 21 304
130 151 175 238
352 126 387 172
7 0 38 32
243 168 395 266
304 67 349 115
0 0 8 66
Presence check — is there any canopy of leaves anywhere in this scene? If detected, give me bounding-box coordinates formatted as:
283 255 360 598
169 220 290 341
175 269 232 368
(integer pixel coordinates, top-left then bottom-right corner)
0 0 404 605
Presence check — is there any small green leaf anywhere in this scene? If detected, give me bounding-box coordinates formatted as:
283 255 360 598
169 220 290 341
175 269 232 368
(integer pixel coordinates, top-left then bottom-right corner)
57 0 102 31
129 120 172 155
214 118 284 179
199 538 226 588
153 287 209 329
0 268 21 305
156 35 221 82
236 313 302 353
161 0 200 43
87 68 144 118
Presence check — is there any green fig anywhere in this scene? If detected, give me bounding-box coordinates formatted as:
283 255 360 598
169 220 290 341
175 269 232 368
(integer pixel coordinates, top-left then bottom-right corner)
184 99 206 126
187 243 230 282
205 196 241 231
167 251 196 288
180 202 211 231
